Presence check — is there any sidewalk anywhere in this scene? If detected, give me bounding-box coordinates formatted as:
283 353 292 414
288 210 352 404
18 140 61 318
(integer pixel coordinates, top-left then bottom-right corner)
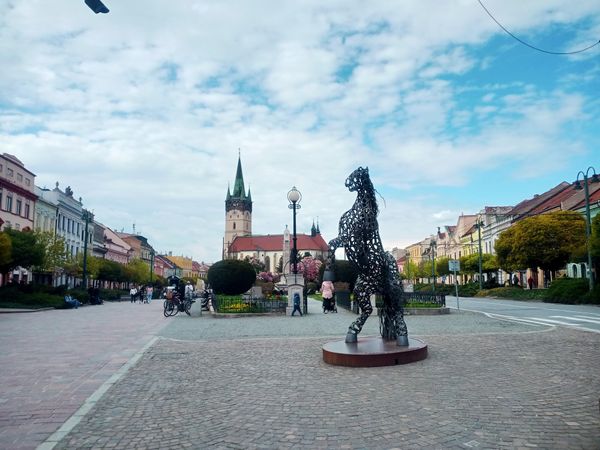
0 301 169 450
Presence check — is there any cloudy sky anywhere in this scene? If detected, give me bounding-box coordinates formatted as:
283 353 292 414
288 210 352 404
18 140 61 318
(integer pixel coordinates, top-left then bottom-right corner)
1 0 599 263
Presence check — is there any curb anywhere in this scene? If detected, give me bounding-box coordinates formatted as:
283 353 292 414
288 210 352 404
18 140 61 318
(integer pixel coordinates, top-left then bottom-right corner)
0 307 55 314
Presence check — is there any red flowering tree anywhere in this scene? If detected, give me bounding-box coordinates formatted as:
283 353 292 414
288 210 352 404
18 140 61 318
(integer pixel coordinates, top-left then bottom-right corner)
297 256 322 282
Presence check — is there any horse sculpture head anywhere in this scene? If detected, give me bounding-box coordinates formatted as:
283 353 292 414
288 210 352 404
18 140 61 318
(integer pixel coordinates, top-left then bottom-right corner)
345 166 371 193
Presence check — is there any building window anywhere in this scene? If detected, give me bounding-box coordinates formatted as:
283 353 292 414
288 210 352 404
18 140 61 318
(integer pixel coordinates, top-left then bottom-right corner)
24 203 30 219
7 168 13 177
16 199 22 215
0 164 2 172
233 222 236 230
25 178 30 186
6 196 12 212
17 173 23 182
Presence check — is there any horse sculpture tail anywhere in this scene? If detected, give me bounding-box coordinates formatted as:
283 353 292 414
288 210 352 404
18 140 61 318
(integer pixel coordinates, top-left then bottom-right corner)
379 252 408 343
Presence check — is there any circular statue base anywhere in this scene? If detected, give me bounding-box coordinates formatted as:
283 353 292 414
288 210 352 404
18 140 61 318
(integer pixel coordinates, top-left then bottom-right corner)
322 337 427 367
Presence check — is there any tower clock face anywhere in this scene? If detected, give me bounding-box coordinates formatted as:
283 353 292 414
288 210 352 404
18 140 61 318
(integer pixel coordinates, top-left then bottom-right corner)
226 199 252 213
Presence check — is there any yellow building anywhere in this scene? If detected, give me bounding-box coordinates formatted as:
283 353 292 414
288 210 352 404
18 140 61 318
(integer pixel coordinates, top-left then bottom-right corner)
165 255 194 279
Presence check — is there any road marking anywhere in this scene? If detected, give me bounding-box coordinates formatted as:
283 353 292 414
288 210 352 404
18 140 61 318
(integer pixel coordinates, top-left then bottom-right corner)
485 313 552 327
448 306 600 334
552 315 600 325
530 317 579 326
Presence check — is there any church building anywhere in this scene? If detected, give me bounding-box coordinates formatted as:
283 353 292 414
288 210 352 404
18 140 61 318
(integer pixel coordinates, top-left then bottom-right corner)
223 156 328 273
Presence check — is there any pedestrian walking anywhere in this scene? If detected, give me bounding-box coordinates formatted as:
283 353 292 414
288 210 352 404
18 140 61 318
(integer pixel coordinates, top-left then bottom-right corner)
291 292 302 316
130 286 137 303
527 276 534 290
146 286 153 303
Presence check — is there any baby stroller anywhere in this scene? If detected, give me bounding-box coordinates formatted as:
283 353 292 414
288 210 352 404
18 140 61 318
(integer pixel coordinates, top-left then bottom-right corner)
322 296 337 314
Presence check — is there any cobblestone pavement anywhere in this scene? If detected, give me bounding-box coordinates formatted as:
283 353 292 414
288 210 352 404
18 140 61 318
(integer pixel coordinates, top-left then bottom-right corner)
0 301 169 450
51 300 600 449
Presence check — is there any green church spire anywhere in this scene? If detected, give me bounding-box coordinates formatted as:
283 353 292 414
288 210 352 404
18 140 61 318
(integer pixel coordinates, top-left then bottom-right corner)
225 153 252 213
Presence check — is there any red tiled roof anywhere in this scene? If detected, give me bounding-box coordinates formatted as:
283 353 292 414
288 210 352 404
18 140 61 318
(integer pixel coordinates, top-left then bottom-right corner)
563 181 600 211
229 234 328 253
527 183 581 215
509 182 571 218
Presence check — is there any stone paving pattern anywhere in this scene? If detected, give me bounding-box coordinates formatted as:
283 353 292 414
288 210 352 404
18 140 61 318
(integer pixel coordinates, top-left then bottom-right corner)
0 301 168 450
51 300 600 449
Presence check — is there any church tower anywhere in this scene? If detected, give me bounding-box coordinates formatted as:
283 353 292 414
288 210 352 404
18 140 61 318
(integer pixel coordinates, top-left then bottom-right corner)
223 155 253 258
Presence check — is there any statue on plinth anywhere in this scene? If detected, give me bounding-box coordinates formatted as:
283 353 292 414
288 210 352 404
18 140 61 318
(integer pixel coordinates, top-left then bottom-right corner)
326 167 408 346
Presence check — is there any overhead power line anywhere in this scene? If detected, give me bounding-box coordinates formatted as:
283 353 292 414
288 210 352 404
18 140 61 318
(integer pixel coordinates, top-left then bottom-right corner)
478 0 600 55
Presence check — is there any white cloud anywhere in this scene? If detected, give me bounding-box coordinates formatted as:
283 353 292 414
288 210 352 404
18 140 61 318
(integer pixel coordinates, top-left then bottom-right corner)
1 0 599 262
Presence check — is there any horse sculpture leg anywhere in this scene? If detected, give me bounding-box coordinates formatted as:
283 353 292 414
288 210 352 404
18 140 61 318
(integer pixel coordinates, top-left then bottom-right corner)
395 310 409 346
345 282 372 343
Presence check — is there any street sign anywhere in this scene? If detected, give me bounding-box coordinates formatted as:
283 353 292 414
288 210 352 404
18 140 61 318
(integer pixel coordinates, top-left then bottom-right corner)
449 259 460 272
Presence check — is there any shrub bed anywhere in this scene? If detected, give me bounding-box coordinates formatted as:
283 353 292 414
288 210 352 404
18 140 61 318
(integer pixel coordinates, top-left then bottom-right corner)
543 278 589 304
416 282 479 297
475 287 546 301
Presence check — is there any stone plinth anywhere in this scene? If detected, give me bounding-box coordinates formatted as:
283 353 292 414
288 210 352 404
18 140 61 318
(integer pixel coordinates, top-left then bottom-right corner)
323 337 427 367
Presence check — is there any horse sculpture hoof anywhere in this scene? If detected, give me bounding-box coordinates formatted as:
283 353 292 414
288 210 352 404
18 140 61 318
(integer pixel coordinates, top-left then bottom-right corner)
345 332 358 343
397 335 409 347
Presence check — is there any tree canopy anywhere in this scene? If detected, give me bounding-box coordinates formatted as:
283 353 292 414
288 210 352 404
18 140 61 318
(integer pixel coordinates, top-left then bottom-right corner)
2 229 44 273
495 211 586 272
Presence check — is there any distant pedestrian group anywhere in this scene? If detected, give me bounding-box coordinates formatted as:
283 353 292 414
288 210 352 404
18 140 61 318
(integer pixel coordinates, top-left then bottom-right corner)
130 285 154 303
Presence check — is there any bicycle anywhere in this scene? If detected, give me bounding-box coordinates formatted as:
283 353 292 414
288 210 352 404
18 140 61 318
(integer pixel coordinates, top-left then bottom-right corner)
163 291 194 317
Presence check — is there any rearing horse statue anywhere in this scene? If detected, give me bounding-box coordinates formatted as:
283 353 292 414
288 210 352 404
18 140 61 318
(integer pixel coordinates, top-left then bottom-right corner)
327 167 409 346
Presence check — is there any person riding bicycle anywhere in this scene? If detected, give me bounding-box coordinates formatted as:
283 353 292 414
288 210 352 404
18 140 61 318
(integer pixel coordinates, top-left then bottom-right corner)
184 281 194 300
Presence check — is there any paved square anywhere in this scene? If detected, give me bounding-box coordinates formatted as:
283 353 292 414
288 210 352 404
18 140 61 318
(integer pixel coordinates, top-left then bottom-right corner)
51 304 600 449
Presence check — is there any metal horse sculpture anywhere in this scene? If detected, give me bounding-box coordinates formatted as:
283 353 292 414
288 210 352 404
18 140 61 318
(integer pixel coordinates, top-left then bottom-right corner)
327 167 409 346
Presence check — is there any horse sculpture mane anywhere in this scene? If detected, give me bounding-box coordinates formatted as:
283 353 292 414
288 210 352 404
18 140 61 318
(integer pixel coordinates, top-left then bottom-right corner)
327 167 408 345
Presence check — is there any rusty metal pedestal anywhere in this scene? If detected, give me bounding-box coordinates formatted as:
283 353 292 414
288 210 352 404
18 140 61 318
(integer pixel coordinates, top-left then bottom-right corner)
323 337 427 367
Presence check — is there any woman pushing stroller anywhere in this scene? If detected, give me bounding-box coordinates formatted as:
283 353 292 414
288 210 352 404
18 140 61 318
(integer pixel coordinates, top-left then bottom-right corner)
320 277 337 314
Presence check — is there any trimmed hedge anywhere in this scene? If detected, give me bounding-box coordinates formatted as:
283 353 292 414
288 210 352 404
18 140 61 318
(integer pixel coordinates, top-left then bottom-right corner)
208 259 256 295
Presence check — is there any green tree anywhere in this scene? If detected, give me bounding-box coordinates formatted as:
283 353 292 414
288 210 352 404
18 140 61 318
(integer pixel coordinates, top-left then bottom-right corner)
125 258 150 284
32 231 68 277
495 211 586 274
495 226 519 272
481 253 499 274
403 260 419 283
3 228 44 272
591 213 600 263
97 259 123 284
436 256 451 277
0 232 12 274
332 260 359 291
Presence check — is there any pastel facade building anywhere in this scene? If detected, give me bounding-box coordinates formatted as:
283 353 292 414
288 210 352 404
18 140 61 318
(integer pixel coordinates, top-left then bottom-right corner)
0 153 36 232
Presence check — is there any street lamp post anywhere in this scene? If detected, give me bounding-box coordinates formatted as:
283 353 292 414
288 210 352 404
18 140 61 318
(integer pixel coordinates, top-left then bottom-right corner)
287 187 303 314
287 187 302 275
574 167 599 292
150 250 155 283
81 210 92 289
430 239 436 293
477 218 483 290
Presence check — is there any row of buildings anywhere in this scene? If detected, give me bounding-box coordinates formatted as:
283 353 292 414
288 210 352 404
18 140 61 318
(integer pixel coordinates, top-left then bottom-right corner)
0 153 210 286
401 176 600 287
